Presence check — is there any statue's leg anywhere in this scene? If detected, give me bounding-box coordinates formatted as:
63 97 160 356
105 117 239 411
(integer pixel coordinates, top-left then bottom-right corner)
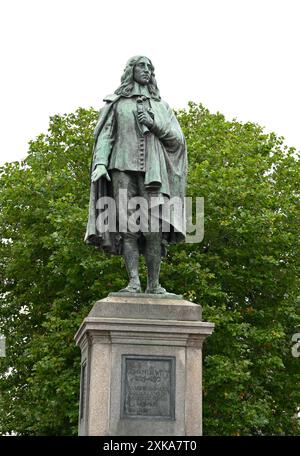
143 231 166 294
144 231 162 292
120 234 141 293
111 170 142 293
136 174 168 294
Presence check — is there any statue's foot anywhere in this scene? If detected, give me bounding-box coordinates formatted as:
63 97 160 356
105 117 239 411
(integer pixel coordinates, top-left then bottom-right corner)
145 284 167 294
119 279 142 293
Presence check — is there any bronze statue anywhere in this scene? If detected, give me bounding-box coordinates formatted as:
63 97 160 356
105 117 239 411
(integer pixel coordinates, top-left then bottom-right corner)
85 56 187 294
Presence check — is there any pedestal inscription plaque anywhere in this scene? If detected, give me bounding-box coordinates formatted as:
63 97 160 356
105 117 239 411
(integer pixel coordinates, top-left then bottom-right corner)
121 355 175 420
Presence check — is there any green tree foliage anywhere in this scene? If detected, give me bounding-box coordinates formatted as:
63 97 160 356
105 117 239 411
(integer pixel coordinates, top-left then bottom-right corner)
0 104 299 435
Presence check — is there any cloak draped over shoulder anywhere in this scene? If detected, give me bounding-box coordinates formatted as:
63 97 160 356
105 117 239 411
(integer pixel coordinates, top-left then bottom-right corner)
84 92 187 255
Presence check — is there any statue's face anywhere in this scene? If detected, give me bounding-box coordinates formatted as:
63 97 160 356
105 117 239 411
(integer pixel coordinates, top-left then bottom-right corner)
133 58 152 86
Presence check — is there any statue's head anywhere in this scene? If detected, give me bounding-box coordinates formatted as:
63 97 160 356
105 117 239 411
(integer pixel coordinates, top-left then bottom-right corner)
115 55 161 100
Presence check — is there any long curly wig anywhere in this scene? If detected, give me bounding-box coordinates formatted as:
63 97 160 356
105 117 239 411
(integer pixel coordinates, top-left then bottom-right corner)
115 55 161 100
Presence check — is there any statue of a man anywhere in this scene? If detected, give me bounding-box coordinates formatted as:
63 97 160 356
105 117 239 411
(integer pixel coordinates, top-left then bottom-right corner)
85 56 187 294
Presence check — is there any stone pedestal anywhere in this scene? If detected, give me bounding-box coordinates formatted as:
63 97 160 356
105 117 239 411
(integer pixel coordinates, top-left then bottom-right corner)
74 293 214 436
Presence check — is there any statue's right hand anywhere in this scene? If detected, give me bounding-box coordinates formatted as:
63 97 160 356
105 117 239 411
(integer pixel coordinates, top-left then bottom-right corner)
91 164 111 182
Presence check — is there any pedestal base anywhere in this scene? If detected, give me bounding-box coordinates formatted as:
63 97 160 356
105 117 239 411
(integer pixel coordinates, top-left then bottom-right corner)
74 293 214 436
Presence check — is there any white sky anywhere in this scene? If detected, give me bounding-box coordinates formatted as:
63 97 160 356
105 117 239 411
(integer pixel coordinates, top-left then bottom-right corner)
0 0 299 166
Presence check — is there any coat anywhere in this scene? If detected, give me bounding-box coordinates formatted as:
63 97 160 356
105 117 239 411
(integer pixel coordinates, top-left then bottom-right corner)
84 92 187 255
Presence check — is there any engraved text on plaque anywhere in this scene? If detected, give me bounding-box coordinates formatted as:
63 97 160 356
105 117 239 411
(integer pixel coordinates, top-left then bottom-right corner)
121 355 175 420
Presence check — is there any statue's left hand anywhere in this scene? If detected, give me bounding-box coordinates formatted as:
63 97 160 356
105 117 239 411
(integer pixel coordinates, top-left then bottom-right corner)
138 111 154 129
91 164 111 183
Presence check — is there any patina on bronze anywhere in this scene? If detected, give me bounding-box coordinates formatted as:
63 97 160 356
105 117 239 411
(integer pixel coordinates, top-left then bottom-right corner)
85 56 187 294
